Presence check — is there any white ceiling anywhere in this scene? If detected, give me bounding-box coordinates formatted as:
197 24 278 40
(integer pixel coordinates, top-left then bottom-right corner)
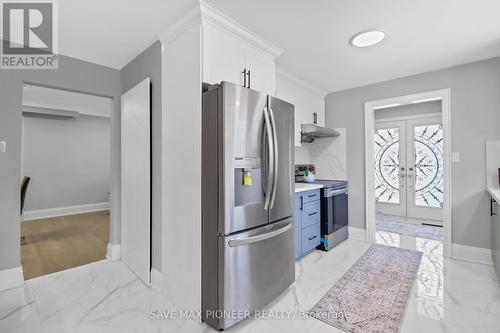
206 0 500 93
58 0 195 70
58 0 500 93
23 85 112 117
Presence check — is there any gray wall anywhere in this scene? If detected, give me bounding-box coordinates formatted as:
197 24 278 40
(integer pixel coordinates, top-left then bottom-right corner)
22 115 110 211
0 52 121 271
375 100 442 120
120 41 162 271
326 57 500 249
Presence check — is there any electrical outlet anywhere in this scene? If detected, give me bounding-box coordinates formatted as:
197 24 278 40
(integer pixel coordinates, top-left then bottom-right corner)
0 141 6 153
451 152 460 162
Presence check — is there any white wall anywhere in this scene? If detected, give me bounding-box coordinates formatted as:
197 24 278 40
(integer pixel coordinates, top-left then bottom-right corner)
22 114 110 212
161 23 202 314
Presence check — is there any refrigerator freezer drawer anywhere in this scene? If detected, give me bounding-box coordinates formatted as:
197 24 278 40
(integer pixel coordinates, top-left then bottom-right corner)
218 219 295 330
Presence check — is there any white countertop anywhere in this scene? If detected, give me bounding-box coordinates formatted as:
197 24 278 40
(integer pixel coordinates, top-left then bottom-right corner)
487 186 500 203
295 183 323 193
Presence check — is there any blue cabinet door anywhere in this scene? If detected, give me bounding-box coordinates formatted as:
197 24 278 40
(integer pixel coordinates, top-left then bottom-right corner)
294 193 302 260
294 189 322 261
301 200 320 229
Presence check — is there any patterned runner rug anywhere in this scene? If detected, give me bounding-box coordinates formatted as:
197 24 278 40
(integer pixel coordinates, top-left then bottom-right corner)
309 244 422 333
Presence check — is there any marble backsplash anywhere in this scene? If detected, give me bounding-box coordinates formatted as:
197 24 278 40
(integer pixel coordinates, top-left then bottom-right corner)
299 127 347 181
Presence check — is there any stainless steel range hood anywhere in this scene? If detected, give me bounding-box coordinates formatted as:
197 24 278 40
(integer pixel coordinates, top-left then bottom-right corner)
301 123 340 143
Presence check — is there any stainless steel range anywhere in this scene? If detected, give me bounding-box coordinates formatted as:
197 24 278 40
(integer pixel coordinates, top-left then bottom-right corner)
202 82 295 330
314 179 349 251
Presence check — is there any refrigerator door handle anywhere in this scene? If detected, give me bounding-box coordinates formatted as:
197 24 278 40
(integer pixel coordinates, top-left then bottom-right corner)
268 107 279 209
263 107 274 210
228 223 291 247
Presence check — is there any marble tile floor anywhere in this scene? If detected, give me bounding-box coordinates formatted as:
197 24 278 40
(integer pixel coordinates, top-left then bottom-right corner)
376 213 444 241
1 233 499 333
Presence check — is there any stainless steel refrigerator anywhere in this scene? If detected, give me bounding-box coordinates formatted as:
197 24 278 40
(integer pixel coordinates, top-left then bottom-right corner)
202 81 295 330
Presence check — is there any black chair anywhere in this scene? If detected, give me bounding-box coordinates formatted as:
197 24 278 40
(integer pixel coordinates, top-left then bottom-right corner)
20 177 30 245
20 176 30 215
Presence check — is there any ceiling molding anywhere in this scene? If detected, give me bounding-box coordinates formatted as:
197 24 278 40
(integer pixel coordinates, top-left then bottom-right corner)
158 3 202 47
158 1 283 58
199 1 283 58
276 68 327 96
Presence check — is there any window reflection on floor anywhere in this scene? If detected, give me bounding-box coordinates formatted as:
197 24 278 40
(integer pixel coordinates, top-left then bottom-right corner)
416 237 444 320
375 229 444 321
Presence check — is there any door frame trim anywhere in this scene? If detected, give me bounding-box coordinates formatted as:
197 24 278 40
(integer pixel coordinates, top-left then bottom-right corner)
364 89 452 258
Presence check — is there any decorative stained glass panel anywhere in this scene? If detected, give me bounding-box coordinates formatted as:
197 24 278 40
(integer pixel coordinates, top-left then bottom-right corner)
374 128 400 204
413 124 444 208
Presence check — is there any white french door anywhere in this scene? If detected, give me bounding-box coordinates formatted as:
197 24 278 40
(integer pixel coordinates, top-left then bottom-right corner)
375 116 443 222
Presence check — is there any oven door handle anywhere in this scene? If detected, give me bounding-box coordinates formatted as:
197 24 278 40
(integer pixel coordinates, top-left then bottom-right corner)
325 188 348 197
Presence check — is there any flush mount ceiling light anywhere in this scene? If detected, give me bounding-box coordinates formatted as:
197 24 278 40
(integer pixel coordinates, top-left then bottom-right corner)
350 30 386 48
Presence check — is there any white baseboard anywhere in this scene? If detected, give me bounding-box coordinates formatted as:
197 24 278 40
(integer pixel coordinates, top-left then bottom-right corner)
106 243 121 261
23 202 110 221
452 243 493 265
151 268 162 292
0 266 24 291
349 227 367 242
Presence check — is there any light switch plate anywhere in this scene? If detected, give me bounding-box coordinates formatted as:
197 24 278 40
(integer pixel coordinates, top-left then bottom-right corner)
0 141 6 153
451 152 460 162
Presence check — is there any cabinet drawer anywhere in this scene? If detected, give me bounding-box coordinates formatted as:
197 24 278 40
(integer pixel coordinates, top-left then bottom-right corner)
302 200 320 229
303 189 320 203
301 223 320 254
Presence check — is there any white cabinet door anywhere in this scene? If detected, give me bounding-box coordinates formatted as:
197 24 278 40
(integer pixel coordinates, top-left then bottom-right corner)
276 73 325 147
203 23 245 86
244 46 275 95
315 102 325 127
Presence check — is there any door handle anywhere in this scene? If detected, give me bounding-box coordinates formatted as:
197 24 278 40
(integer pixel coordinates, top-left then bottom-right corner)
242 68 247 88
308 235 317 241
228 223 291 247
262 107 274 210
300 196 303 210
246 69 251 89
491 199 496 216
308 212 317 216
268 106 279 209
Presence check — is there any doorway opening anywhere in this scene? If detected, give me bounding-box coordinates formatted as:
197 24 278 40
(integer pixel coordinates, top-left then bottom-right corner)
365 89 452 258
20 84 112 279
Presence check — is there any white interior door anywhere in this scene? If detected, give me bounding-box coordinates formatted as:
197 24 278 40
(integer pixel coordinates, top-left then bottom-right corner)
121 78 151 286
375 121 407 216
406 117 443 222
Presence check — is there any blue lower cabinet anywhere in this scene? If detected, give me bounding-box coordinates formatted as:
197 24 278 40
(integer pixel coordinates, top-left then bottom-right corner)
294 189 321 260
301 223 321 253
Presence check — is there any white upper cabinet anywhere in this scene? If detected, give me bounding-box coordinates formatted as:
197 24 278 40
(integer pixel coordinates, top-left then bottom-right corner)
203 23 246 87
275 71 326 147
201 4 282 95
243 46 276 95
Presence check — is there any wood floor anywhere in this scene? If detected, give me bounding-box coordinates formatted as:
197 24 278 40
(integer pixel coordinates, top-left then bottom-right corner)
21 211 109 280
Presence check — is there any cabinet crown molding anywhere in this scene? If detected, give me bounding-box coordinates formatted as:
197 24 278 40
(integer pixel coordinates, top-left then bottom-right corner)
276 69 327 97
158 1 283 59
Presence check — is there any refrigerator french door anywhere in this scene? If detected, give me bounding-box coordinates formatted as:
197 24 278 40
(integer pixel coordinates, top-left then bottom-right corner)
202 82 295 330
